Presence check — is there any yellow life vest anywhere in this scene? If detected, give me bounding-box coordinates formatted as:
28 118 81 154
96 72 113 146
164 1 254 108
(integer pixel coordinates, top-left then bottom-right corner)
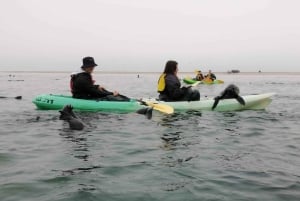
203 77 213 83
157 73 166 92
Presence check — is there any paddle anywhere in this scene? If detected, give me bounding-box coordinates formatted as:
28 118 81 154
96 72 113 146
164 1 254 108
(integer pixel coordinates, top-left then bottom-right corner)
0 96 22 99
138 100 174 114
101 91 174 114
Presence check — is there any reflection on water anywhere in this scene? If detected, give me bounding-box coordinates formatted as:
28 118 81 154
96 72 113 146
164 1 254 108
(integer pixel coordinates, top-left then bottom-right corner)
60 130 90 161
160 131 182 151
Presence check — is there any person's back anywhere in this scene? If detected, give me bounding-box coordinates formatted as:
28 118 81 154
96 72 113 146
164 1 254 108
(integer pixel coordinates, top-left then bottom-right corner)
71 72 91 99
71 56 130 101
206 70 216 81
158 60 200 101
71 72 112 99
159 73 185 101
195 70 204 81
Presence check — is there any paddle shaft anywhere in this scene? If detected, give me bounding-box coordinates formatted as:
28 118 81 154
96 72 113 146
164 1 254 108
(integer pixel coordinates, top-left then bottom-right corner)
100 89 174 114
0 96 22 99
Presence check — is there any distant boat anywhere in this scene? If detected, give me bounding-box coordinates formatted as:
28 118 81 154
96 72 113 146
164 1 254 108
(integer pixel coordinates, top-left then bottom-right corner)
227 70 240 73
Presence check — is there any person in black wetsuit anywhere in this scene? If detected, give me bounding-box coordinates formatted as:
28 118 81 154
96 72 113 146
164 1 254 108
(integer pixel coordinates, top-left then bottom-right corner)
157 60 200 101
195 70 204 81
205 70 217 81
70 56 129 101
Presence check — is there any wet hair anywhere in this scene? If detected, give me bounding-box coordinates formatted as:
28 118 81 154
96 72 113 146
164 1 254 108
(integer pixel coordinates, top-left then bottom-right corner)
163 60 178 74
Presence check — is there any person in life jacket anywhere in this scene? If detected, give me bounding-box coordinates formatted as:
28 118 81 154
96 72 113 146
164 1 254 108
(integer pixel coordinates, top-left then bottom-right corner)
157 60 200 101
205 69 217 81
195 70 204 81
70 56 130 101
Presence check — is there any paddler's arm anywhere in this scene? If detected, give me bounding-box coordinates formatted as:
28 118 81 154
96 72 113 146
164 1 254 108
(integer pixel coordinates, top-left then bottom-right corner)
98 86 119 96
77 74 113 97
165 76 185 100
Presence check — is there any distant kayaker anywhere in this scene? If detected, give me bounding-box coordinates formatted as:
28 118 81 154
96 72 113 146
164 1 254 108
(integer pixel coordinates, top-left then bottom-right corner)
157 60 200 101
195 70 204 81
70 56 130 101
205 70 216 81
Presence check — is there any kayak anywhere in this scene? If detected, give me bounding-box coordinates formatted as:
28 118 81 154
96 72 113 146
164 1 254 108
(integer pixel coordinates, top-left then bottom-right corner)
32 94 145 112
182 77 198 84
183 77 224 85
33 93 275 112
142 93 275 112
205 79 224 84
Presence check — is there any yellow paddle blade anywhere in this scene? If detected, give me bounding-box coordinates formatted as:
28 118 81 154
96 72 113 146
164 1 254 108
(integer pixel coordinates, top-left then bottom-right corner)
145 101 174 114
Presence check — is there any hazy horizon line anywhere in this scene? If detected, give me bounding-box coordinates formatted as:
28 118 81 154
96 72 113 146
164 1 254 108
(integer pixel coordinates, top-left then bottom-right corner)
1 70 300 74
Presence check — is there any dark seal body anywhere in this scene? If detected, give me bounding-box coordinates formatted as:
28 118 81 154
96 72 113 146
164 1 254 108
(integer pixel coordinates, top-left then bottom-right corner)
212 84 246 110
59 105 84 130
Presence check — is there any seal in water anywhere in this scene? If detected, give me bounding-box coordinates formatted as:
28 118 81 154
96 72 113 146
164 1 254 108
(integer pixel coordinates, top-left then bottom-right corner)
59 105 84 130
212 84 245 110
136 107 153 119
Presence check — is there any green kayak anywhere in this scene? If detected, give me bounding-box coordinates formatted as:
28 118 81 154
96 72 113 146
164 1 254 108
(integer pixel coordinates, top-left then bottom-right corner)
183 77 224 85
33 93 275 112
33 94 145 112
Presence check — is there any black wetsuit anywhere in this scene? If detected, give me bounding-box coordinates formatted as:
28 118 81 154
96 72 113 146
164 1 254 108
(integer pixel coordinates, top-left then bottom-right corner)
159 74 200 101
71 72 113 99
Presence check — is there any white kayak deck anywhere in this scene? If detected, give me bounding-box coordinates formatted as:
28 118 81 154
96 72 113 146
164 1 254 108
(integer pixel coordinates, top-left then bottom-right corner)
142 93 275 112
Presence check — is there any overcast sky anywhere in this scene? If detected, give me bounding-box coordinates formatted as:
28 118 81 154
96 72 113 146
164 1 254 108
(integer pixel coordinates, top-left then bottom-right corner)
0 0 299 72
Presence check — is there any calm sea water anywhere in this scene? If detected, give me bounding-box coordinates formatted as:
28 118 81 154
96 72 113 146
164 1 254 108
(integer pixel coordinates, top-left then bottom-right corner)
0 72 300 201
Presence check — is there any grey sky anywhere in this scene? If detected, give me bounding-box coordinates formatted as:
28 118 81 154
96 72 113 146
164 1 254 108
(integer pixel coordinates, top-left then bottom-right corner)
0 0 299 72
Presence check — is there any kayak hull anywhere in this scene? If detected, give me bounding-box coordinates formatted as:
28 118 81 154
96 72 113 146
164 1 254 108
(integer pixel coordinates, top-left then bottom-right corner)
33 93 275 112
142 93 275 112
32 94 144 112
183 78 197 84
183 77 224 85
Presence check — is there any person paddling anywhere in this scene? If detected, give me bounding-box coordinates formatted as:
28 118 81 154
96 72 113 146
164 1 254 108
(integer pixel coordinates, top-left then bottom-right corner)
157 60 200 101
70 56 130 101
205 70 217 81
195 70 204 81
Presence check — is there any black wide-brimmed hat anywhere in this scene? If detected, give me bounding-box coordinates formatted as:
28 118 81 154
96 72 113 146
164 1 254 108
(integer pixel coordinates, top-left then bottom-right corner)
81 56 98 68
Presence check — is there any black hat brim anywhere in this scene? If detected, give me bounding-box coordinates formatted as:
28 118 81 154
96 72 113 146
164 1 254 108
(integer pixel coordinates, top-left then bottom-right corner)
81 64 98 68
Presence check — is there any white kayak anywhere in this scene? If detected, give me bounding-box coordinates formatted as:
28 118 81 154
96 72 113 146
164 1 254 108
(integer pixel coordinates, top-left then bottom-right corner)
142 93 275 112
